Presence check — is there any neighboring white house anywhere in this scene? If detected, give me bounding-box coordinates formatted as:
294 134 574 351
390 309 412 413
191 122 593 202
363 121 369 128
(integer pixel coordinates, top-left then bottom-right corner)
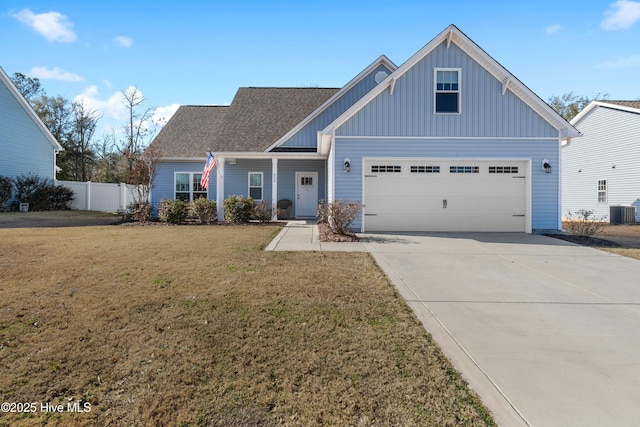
563 101 640 222
0 66 63 182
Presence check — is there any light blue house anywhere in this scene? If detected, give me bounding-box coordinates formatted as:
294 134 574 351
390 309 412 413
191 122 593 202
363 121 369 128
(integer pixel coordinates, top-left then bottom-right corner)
0 66 63 183
563 101 640 222
151 25 580 233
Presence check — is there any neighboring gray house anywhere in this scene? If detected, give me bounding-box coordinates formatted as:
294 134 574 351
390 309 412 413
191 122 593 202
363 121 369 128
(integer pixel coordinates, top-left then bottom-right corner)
0 66 63 183
151 24 580 233
563 100 640 221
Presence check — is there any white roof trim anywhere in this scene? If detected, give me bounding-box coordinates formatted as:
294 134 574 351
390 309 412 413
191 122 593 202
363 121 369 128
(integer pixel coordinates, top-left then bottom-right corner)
571 100 640 125
319 24 580 149
0 66 64 151
264 55 397 152
161 152 326 162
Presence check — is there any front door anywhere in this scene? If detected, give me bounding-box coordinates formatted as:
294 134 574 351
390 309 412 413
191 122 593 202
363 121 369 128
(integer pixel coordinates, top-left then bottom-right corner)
295 172 318 218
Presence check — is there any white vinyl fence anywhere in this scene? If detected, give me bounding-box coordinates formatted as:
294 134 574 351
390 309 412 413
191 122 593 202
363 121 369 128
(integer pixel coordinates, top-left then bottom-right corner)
56 180 144 212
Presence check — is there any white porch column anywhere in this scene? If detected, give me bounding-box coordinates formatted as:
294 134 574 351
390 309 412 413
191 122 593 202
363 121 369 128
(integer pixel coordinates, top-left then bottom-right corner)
271 158 278 221
216 156 225 223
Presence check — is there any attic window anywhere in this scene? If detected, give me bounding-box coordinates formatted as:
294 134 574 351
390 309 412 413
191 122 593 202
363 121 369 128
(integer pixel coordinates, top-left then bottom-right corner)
434 68 461 114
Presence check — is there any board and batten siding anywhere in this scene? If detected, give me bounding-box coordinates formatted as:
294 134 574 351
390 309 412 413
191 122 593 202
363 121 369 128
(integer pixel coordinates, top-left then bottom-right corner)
563 106 640 221
334 137 559 232
279 64 394 148
336 42 558 139
0 77 57 181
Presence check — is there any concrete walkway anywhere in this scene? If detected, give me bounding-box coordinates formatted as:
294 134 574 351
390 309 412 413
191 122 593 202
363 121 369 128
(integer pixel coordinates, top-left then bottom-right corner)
265 220 367 252
266 222 640 426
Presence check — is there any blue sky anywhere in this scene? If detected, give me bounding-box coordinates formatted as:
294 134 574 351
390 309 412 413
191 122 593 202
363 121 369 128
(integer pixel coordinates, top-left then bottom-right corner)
2 0 640 137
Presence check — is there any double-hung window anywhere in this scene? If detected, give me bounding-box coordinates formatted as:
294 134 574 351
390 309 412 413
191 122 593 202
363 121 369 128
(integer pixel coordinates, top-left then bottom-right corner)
249 172 263 200
434 68 461 114
598 180 607 203
175 172 206 201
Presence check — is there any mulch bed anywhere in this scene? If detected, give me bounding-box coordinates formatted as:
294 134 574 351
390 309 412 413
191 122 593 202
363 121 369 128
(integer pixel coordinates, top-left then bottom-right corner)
318 222 360 242
545 234 621 248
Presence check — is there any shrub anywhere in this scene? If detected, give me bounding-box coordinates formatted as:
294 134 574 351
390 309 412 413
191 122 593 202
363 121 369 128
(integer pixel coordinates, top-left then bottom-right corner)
252 200 273 222
129 201 151 223
0 176 13 210
191 197 217 224
565 209 607 237
47 185 74 210
317 200 362 235
12 174 73 211
158 198 188 224
223 195 255 223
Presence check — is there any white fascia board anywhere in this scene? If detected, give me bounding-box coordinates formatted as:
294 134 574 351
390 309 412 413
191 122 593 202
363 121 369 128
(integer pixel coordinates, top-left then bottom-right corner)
0 66 64 151
161 152 326 162
571 100 640 126
320 24 581 140
265 55 398 153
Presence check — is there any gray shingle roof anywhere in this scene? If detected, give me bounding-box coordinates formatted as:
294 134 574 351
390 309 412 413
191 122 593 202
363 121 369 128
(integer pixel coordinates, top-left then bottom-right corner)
151 87 339 158
602 100 640 110
151 105 228 157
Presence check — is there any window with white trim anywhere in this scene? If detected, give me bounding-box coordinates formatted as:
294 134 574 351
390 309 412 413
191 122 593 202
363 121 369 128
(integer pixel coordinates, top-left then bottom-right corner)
249 172 263 200
598 180 607 203
175 172 206 201
435 68 461 114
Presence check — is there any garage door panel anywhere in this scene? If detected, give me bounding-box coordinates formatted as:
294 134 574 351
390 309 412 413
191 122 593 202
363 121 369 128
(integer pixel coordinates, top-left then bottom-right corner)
364 159 527 232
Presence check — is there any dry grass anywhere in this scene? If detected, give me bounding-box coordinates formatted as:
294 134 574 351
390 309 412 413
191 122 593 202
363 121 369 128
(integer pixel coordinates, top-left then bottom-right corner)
559 222 640 260
0 225 495 426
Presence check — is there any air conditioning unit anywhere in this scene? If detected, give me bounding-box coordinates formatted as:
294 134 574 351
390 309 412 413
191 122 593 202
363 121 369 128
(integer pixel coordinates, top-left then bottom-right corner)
610 205 636 225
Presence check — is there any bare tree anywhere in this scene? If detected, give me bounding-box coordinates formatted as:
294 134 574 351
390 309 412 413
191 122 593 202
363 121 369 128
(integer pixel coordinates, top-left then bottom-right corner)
67 101 102 181
115 86 161 220
118 86 157 174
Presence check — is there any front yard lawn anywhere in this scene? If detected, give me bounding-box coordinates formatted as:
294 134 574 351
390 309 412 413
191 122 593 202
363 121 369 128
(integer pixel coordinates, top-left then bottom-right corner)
0 225 495 426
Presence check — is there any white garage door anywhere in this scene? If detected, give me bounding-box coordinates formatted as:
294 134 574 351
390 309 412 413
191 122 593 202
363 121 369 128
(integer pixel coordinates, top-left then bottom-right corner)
363 159 528 232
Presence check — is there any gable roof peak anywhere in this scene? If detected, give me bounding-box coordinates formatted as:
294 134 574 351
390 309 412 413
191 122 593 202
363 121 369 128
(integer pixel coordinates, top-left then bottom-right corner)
0 66 64 151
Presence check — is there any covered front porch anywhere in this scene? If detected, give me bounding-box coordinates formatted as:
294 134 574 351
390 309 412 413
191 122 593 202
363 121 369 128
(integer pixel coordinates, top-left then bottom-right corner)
214 153 326 222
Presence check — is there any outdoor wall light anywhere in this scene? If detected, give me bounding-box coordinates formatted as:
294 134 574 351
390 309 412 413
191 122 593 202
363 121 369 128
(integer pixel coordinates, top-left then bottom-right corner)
344 158 351 173
542 159 551 174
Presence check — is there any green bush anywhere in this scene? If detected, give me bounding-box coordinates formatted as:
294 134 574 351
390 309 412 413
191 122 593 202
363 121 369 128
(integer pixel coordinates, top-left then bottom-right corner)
0 176 13 210
251 200 273 222
317 200 362 235
12 173 73 211
191 197 217 224
223 195 255 223
158 198 188 224
48 185 74 210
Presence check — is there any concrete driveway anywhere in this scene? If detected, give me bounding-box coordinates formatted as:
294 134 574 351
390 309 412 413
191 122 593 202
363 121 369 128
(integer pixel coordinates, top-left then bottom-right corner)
362 233 640 427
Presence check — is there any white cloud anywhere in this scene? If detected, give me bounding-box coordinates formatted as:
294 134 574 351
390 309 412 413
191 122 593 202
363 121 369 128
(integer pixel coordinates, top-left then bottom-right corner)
153 104 180 126
74 86 176 137
601 0 640 30
113 36 133 48
74 85 128 122
29 66 83 82
545 24 564 35
596 54 640 69
12 8 76 42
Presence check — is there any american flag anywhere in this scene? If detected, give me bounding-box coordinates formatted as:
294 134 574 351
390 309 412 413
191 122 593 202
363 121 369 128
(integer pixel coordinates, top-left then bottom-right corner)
200 152 216 189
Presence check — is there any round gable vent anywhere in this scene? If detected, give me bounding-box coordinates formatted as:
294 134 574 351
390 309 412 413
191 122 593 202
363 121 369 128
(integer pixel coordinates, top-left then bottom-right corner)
374 71 389 84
